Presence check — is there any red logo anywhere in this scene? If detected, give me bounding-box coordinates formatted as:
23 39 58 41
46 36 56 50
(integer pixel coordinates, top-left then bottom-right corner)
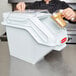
61 37 67 43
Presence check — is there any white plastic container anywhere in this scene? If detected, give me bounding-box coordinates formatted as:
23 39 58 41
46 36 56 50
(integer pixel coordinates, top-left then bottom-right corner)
2 11 68 64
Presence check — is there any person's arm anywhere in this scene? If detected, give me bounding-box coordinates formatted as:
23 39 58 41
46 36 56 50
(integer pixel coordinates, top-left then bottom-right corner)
59 1 76 22
62 8 76 22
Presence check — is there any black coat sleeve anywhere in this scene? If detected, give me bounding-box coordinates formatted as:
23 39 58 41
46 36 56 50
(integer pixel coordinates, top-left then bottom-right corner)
59 1 71 9
26 1 41 9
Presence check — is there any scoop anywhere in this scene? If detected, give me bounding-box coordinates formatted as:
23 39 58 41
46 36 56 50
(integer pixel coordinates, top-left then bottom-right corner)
51 10 66 28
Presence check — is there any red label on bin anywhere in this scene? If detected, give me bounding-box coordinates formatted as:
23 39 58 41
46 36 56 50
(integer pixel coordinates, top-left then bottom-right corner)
61 37 67 43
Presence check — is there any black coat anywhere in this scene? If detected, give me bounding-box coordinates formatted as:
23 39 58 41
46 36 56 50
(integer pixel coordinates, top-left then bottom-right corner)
26 0 70 13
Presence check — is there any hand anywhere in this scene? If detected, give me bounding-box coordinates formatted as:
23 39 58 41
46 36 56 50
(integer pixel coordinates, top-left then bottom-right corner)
62 8 76 21
16 2 26 12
